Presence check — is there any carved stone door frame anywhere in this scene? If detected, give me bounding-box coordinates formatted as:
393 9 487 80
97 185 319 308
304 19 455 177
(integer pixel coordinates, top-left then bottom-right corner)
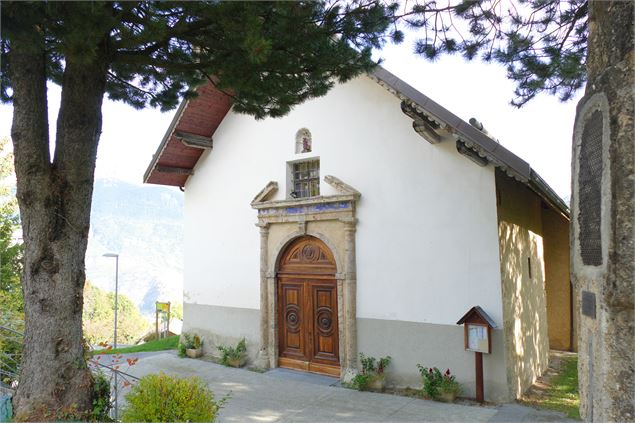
251 176 360 381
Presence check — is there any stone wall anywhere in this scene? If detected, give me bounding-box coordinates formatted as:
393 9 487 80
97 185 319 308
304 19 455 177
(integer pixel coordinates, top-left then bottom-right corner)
495 171 550 398
541 206 575 351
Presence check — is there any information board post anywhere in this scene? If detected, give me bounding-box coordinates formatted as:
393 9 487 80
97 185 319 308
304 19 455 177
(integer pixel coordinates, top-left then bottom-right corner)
155 301 171 339
456 306 496 403
475 351 483 402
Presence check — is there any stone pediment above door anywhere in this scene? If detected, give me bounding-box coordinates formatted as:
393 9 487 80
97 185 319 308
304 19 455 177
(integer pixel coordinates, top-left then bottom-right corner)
250 175 360 224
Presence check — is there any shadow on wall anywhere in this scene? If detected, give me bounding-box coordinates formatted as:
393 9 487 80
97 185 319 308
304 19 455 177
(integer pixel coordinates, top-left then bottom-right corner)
499 222 550 398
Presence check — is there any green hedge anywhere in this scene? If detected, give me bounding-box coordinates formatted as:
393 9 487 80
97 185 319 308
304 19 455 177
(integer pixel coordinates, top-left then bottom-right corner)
121 373 220 422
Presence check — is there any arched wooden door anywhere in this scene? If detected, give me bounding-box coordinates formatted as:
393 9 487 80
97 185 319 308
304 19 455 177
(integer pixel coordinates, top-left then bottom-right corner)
277 236 340 377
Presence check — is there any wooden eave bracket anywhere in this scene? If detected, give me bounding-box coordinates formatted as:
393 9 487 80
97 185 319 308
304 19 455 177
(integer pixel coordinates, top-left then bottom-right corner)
452 133 528 182
400 101 443 144
456 140 489 167
156 165 194 175
251 181 278 206
324 175 361 198
174 130 213 149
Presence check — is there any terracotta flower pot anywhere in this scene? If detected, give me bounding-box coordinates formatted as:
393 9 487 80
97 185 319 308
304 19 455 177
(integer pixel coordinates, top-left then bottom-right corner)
438 391 457 403
186 347 203 358
226 355 246 368
367 374 386 392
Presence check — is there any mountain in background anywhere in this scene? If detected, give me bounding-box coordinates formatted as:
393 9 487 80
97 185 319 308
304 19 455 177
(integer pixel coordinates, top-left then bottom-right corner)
85 178 183 317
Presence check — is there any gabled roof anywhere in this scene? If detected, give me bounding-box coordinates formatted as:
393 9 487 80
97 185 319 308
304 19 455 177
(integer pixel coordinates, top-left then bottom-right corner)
456 305 497 328
143 66 569 218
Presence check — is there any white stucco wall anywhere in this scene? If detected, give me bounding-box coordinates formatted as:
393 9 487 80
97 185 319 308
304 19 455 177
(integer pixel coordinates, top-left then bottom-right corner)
184 75 503 327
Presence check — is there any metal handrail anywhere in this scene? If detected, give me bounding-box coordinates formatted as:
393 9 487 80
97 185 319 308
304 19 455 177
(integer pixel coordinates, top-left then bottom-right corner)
88 359 140 382
0 322 140 419
0 323 139 377
0 321 23 388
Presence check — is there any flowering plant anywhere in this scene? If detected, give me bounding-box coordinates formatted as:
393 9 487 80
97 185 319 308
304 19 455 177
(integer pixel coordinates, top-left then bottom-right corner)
417 365 461 399
351 353 392 391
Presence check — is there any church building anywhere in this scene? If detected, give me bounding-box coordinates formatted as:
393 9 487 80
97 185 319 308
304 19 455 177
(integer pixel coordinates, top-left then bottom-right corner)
144 67 573 402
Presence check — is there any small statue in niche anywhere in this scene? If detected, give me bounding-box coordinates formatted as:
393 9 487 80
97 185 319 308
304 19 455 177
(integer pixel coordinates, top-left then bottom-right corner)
295 128 312 153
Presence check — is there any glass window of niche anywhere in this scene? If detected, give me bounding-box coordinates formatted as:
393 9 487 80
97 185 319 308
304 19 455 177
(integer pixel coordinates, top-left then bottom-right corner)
291 160 320 198
295 128 312 154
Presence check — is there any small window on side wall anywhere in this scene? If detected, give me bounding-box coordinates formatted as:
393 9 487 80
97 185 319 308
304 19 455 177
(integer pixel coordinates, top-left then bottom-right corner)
295 128 312 154
290 159 320 198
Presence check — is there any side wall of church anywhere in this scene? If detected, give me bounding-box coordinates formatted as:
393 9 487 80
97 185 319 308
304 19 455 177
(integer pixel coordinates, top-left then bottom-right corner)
495 171 555 399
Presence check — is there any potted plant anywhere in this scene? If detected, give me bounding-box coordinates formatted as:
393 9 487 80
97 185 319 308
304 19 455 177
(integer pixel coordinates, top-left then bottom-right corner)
181 333 204 358
352 353 391 391
218 338 247 367
418 365 462 402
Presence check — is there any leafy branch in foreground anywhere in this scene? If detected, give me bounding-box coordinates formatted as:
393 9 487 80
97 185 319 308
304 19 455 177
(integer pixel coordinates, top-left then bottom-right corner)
404 0 587 106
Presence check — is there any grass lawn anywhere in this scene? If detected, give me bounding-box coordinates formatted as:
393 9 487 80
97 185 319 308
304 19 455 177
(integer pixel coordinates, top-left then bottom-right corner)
525 355 581 420
92 335 179 356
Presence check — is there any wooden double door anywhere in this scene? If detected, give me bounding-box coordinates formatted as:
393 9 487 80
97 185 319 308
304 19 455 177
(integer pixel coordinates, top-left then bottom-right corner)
277 236 340 377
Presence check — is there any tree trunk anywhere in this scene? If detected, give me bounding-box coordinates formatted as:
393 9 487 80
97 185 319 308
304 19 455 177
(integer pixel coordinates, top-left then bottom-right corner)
572 1 634 421
9 22 108 421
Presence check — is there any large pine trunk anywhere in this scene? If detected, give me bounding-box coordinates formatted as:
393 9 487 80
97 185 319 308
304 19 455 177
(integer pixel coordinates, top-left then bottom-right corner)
9 25 107 421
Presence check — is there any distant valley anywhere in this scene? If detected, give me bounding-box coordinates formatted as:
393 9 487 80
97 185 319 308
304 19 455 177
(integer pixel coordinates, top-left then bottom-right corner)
85 178 184 317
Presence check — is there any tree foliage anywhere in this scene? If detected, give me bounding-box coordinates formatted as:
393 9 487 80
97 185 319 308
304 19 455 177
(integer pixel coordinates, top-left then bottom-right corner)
83 281 149 345
0 0 594 418
1 3 404 416
1 1 403 118
404 0 588 106
0 136 22 316
0 1 589 112
0 136 22 387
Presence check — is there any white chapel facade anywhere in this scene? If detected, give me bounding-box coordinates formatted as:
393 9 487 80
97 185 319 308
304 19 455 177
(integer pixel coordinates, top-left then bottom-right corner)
145 67 573 402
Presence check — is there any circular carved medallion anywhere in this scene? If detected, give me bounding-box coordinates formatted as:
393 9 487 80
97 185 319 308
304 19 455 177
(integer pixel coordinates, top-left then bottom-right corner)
285 306 300 332
316 308 333 335
301 244 318 262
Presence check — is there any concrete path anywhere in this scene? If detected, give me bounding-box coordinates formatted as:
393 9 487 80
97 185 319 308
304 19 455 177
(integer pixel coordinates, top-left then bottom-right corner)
118 353 574 422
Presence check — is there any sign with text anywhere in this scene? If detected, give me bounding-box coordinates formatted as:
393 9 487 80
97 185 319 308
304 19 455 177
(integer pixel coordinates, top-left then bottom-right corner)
156 302 170 313
467 324 490 353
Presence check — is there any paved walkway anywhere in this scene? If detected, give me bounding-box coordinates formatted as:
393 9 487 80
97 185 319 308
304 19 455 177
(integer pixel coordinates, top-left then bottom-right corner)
117 352 574 422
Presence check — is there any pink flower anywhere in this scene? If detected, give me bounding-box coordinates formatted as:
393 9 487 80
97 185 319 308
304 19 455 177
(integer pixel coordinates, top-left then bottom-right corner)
445 369 451 376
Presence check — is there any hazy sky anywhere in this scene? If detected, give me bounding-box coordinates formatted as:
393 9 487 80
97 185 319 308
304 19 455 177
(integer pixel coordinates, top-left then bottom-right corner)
0 42 581 199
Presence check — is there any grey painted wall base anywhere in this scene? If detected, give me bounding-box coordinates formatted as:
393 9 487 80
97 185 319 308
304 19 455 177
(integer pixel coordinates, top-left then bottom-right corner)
357 318 510 403
184 302 511 402
183 302 261 362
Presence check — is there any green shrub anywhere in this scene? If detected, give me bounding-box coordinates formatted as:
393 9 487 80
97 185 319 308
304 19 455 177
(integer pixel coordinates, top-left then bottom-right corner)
349 353 391 391
181 332 203 349
177 342 186 358
417 365 461 399
359 353 391 375
121 373 221 422
351 373 371 391
218 338 247 366
90 371 112 422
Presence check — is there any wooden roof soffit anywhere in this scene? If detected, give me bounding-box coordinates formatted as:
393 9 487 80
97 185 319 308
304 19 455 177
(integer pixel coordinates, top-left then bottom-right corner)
156 165 194 176
174 131 213 150
400 101 442 144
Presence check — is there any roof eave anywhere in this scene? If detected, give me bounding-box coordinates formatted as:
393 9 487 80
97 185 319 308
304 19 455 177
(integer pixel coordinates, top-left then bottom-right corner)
371 66 568 218
143 99 189 185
